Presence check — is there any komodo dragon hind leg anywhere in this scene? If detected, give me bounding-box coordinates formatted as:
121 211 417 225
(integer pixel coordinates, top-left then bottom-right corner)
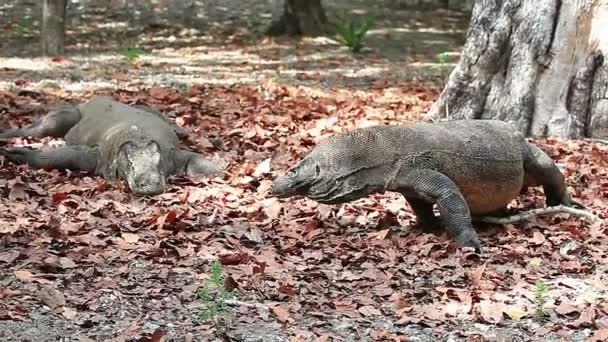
394 169 482 253
0 106 81 139
1 145 98 172
523 142 582 208
406 198 442 233
134 105 188 139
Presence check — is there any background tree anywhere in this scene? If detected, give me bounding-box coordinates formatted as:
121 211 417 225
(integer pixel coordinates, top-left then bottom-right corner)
427 0 608 139
267 0 330 36
41 0 68 56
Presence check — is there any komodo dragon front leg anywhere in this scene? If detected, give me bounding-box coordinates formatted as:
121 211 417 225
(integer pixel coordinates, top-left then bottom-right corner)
172 150 223 177
0 107 82 139
393 168 482 253
523 142 582 208
1 145 98 172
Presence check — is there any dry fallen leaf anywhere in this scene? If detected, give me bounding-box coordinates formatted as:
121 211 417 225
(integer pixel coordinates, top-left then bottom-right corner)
14 270 34 282
358 305 381 317
122 232 140 244
477 300 504 324
529 231 546 245
467 261 487 288
271 305 291 324
503 306 527 320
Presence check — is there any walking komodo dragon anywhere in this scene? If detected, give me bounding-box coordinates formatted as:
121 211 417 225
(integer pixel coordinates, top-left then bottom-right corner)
0 96 221 195
271 120 581 253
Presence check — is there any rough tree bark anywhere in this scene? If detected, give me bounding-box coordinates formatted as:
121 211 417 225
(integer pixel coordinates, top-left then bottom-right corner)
41 0 68 56
267 0 330 36
426 0 608 139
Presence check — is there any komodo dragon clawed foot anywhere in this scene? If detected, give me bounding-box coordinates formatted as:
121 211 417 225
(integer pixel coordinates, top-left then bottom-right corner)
271 120 581 254
0 96 222 196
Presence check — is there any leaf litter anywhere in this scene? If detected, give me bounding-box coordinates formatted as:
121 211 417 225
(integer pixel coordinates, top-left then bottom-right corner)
0 1 607 341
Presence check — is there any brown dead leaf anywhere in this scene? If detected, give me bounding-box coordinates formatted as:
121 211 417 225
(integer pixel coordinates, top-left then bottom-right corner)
374 228 392 240
219 252 249 265
271 305 291 324
149 85 180 101
529 231 546 245
59 257 77 269
14 270 34 282
121 233 140 244
60 221 85 235
503 306 527 320
334 300 362 318
556 301 580 316
61 307 77 320
358 305 381 317
589 329 608 342
467 261 487 288
262 198 281 220
477 300 504 323
570 305 595 328
156 210 178 229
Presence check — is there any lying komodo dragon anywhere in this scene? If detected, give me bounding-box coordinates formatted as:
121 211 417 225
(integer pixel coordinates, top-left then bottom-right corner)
0 96 222 195
271 120 582 253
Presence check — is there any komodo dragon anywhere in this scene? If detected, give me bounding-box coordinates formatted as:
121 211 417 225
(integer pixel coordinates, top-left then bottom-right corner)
271 120 581 253
0 96 222 195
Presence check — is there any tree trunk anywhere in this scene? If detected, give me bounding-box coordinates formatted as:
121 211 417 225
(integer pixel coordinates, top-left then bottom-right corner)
41 0 68 56
427 0 608 139
267 0 329 36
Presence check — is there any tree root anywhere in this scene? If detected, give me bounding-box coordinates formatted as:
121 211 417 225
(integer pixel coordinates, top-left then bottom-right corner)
473 205 601 224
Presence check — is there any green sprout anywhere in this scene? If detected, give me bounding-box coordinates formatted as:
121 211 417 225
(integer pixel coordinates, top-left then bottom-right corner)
534 280 549 318
13 16 34 33
335 15 374 53
436 52 448 64
197 259 234 325
119 46 144 61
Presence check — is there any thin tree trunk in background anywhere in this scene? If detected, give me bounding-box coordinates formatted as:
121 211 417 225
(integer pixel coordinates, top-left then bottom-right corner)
427 0 608 139
267 0 329 36
42 0 68 56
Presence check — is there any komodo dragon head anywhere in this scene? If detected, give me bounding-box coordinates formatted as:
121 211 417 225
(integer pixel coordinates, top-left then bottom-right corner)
114 138 169 196
103 124 175 196
271 156 319 199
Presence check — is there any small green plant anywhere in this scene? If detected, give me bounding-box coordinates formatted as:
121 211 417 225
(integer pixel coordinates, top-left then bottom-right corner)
534 280 549 318
12 16 34 33
436 52 448 64
335 15 374 53
197 259 233 325
119 46 143 61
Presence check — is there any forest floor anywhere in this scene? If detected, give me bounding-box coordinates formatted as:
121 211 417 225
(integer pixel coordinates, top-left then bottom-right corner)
0 1 607 341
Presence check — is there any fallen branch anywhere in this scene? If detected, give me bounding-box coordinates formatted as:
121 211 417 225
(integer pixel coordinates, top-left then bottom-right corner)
473 205 601 224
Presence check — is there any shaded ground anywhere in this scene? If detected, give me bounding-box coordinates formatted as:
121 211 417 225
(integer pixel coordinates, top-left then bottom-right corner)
1 1 607 342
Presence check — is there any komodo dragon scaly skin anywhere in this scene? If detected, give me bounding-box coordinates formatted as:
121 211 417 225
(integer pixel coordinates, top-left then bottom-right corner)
271 120 579 253
0 96 222 195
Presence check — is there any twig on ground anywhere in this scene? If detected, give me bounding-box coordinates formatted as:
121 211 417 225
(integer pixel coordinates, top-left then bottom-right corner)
473 205 601 224
224 299 270 311
584 138 608 144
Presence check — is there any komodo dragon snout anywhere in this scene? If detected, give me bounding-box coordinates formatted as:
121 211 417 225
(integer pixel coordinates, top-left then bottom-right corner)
271 157 318 198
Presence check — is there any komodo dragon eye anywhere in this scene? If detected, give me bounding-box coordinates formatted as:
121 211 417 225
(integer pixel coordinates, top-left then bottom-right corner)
315 164 321 176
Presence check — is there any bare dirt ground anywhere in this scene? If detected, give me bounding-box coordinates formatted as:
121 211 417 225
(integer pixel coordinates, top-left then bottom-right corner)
1 1 607 342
